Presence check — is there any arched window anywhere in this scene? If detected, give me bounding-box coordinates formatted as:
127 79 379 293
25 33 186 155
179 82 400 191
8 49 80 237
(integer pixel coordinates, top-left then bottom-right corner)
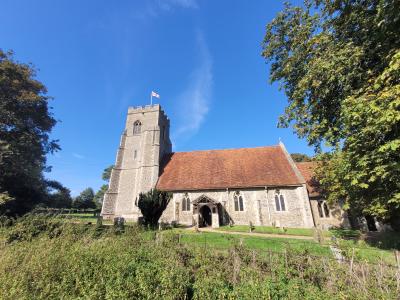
317 201 324 218
317 201 330 218
275 191 286 211
182 193 190 211
233 191 244 211
133 120 141 135
323 202 330 218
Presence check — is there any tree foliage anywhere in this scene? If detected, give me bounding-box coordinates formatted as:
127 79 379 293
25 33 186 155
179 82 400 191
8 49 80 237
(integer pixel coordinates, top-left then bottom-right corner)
45 180 72 208
102 165 113 182
262 0 400 225
73 188 96 209
291 153 312 162
137 189 172 228
0 49 59 215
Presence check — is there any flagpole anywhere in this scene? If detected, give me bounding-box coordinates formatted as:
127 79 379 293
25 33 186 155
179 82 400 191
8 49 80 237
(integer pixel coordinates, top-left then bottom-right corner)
150 94 153 105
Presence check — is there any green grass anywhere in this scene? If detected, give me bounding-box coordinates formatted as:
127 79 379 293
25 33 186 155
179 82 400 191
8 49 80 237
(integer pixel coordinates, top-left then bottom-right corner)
174 230 333 257
60 213 112 224
218 225 331 237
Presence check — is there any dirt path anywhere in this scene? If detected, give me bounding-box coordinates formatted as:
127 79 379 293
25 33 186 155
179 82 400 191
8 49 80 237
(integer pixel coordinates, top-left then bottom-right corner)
186 227 315 240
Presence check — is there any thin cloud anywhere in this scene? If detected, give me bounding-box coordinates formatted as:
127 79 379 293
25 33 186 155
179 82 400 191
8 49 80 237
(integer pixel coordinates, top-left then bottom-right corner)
72 153 85 159
156 0 198 11
172 31 213 148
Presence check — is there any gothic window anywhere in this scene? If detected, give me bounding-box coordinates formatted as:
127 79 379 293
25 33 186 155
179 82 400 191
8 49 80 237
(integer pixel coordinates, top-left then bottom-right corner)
182 193 190 211
323 203 330 217
317 201 324 218
318 201 330 218
233 191 244 211
134 150 137 159
133 120 141 135
275 192 286 211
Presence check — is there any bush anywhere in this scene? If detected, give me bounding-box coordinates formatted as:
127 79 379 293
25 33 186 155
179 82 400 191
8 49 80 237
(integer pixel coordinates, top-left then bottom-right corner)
0 216 397 299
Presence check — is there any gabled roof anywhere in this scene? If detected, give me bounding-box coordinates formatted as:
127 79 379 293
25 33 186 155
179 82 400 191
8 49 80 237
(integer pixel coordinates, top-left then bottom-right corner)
295 162 321 197
156 145 304 191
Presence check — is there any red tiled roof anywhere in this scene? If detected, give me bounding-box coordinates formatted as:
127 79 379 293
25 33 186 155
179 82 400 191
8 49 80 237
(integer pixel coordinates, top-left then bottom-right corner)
156 145 303 191
295 162 321 197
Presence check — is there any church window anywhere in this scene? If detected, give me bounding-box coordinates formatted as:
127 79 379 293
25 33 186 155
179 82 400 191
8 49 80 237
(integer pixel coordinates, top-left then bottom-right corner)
134 150 137 159
318 201 330 218
133 120 141 135
275 192 286 211
317 201 324 218
233 191 244 211
323 203 330 217
182 193 190 211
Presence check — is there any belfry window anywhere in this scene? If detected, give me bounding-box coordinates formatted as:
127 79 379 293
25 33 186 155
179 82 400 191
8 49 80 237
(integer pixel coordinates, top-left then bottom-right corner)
233 191 244 211
275 192 286 211
133 120 141 135
182 193 191 211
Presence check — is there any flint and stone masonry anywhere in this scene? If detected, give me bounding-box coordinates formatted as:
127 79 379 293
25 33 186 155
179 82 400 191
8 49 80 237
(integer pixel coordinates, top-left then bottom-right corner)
102 104 348 229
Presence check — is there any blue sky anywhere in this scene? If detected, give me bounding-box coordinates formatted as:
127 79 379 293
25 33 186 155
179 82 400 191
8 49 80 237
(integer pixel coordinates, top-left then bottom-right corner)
0 0 312 196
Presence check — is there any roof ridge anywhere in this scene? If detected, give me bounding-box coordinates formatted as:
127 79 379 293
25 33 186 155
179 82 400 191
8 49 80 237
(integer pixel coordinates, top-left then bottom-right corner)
171 145 281 154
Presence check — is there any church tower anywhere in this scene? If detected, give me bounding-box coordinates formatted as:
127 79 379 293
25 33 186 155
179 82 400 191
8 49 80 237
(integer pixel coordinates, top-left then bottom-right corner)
101 104 172 220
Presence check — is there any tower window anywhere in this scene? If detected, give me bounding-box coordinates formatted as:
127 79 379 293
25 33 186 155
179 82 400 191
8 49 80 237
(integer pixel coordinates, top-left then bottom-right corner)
134 150 137 159
182 193 191 211
133 121 141 135
275 192 286 211
233 191 244 211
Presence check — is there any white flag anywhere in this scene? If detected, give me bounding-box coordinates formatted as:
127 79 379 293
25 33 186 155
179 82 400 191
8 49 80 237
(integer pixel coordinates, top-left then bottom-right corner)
151 91 160 98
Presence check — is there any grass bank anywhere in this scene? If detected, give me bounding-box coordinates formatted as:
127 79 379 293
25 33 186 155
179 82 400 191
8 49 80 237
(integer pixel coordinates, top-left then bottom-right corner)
0 215 398 299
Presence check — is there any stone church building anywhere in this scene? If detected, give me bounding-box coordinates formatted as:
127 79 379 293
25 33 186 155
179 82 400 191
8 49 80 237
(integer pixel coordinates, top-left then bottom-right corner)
101 104 348 229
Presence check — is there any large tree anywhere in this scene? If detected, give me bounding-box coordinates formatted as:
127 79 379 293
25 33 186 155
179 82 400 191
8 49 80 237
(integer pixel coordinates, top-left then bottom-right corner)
262 0 400 225
0 50 59 215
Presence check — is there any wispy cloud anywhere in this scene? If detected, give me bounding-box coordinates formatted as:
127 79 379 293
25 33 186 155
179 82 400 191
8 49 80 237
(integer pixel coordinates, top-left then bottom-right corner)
72 153 85 159
172 31 213 148
156 0 198 11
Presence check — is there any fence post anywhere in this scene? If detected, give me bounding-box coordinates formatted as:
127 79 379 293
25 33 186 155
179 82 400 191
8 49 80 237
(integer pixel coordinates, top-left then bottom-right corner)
350 248 355 274
395 250 400 291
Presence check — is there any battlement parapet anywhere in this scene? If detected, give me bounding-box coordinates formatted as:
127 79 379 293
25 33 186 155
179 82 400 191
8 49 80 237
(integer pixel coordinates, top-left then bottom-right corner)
127 104 169 120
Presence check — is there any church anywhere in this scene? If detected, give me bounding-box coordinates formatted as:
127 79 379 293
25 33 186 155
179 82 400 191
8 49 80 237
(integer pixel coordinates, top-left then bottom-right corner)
101 104 349 229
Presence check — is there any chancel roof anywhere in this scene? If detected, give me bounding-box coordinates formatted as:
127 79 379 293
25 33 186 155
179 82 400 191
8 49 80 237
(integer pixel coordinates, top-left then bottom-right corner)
156 145 304 191
295 162 321 197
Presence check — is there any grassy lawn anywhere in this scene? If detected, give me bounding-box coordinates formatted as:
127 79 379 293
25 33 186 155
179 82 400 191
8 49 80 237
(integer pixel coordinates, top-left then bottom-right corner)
173 230 332 257
60 212 114 225
171 229 398 266
218 225 331 237
32 214 399 267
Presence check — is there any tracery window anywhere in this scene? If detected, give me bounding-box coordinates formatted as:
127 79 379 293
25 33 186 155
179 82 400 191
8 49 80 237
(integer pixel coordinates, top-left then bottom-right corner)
133 120 141 135
182 193 191 211
317 201 330 218
275 191 286 211
233 191 244 211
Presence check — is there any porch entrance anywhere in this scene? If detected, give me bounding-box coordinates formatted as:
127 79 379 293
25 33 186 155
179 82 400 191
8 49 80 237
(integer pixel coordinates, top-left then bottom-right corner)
199 205 212 227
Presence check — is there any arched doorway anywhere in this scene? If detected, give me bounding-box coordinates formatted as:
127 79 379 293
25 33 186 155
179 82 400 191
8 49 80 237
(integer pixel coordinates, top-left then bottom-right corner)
199 205 212 227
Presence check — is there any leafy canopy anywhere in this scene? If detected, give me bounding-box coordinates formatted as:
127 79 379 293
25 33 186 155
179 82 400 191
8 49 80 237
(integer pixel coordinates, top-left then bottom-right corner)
137 189 172 228
262 0 400 223
0 49 59 215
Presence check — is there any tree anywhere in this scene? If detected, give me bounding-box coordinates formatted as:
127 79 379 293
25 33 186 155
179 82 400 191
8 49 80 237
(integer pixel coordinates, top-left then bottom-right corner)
94 165 114 209
94 184 108 210
291 153 312 162
262 0 400 226
137 189 172 228
0 50 59 215
73 188 96 209
45 180 72 208
102 165 113 181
